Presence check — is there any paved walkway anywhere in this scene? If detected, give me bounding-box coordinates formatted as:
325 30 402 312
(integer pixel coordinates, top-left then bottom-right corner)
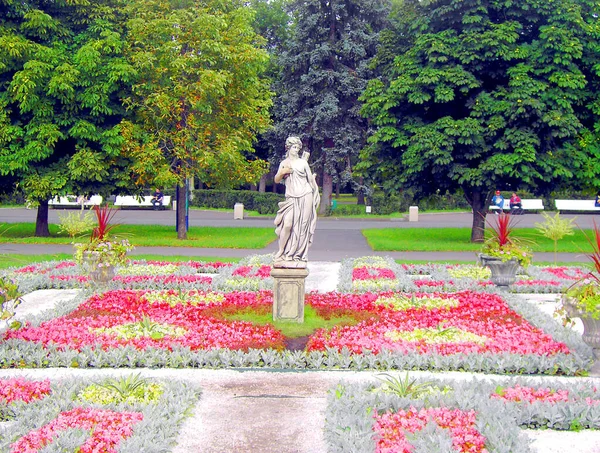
0 208 592 262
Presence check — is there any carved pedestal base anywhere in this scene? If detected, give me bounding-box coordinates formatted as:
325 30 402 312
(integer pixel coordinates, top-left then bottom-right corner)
271 267 309 323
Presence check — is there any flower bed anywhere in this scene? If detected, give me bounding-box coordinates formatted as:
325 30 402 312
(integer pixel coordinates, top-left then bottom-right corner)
8 255 588 295
325 375 600 452
4 290 285 353
0 287 589 374
4 260 229 292
307 291 570 356
0 374 199 452
337 257 591 294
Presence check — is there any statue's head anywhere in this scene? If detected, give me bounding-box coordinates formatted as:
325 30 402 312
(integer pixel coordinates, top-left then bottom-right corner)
285 136 302 155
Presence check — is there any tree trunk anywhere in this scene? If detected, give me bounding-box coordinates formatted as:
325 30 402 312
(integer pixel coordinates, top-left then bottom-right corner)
467 189 488 243
35 200 50 237
259 174 267 193
336 181 340 197
176 184 187 240
320 171 333 215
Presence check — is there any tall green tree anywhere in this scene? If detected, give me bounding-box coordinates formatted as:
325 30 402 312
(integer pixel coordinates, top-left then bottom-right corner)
121 0 272 239
247 0 292 193
269 0 390 211
360 0 600 242
0 0 135 236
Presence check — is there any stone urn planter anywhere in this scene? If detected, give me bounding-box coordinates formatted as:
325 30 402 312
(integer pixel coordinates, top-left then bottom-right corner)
477 253 499 267
562 295 600 360
81 251 116 284
481 257 519 288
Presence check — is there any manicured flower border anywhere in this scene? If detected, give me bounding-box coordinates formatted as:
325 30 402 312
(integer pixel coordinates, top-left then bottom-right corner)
5 254 589 295
337 257 591 294
325 375 600 452
0 287 590 374
0 374 199 452
5 260 228 293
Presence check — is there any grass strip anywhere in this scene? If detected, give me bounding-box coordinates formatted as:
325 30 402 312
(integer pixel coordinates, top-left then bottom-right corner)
363 227 593 253
223 305 359 338
0 223 276 249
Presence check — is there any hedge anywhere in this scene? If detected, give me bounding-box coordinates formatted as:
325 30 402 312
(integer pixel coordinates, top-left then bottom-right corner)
189 190 284 215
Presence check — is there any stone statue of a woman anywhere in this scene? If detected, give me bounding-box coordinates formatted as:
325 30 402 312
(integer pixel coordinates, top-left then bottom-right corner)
273 136 320 268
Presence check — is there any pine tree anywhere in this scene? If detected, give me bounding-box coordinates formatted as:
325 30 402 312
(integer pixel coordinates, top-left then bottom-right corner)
270 0 390 211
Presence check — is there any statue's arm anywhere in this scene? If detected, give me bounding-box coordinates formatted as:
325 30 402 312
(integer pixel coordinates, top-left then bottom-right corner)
274 161 292 184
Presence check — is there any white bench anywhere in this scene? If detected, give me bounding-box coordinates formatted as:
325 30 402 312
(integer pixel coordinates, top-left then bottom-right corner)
49 195 103 209
489 198 544 213
555 199 600 213
114 195 171 210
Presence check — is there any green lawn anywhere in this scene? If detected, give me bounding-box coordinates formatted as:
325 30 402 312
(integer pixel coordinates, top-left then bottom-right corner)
363 227 592 253
0 223 276 249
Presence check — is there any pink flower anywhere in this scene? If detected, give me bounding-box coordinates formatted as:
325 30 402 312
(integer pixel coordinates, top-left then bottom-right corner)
373 406 487 452
10 407 143 452
0 378 51 404
353 267 396 281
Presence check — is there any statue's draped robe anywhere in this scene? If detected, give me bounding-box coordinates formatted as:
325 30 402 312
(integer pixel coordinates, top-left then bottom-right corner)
274 157 320 263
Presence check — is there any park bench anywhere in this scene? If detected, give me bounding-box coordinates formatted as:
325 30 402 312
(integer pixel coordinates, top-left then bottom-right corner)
489 198 544 214
49 195 103 209
114 195 172 210
555 199 600 213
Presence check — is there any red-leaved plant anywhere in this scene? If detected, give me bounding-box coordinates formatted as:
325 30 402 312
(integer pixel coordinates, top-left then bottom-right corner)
91 205 119 242
486 212 514 247
562 221 600 321
584 221 600 275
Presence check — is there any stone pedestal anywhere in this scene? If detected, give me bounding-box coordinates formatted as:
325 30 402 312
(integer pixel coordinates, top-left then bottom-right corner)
271 267 309 323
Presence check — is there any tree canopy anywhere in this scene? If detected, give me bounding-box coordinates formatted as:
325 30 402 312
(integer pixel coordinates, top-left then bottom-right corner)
121 0 273 238
0 0 136 235
359 0 600 241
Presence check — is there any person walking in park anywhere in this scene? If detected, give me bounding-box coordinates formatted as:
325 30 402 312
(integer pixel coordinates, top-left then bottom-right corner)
273 136 320 268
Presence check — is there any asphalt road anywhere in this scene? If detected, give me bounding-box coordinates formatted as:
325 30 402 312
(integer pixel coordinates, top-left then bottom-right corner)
0 207 596 263
2 206 599 229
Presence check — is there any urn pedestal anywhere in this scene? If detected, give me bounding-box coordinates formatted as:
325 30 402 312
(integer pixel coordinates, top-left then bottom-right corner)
563 296 600 361
82 251 115 284
479 255 519 287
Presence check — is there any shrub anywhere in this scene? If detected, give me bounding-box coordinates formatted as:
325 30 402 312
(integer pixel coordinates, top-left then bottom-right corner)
57 211 96 238
189 190 283 214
